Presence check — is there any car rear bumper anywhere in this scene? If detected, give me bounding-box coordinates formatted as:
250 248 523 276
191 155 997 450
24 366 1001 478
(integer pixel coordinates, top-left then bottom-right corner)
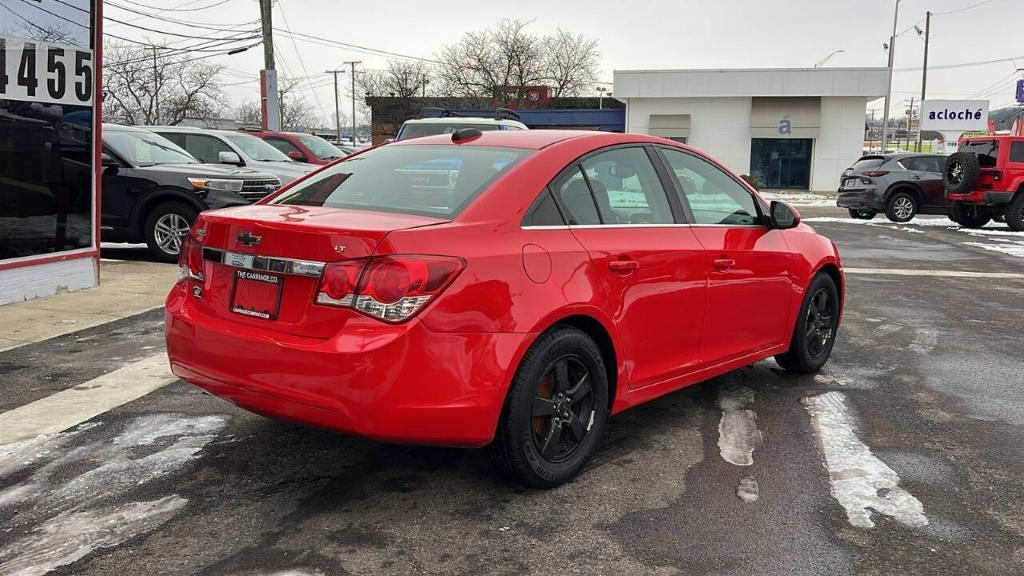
836 189 883 210
946 191 1014 205
165 285 532 447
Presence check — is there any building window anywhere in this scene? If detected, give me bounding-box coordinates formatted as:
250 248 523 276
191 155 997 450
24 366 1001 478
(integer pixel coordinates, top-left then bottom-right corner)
0 0 95 260
749 139 813 190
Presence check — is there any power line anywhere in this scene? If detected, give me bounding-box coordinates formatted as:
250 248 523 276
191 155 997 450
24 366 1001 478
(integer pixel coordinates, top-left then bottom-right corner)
105 0 258 32
895 54 1024 72
117 0 235 13
273 29 442 64
277 0 329 126
932 0 996 16
44 0 259 41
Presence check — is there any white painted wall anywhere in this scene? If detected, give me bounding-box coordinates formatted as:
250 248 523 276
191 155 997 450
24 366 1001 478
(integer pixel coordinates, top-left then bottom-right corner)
814 97 871 191
626 97 753 177
0 257 97 306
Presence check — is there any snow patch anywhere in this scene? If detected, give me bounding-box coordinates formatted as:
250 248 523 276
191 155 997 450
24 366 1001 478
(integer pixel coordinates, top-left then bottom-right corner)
736 477 759 503
0 497 187 576
962 241 1024 258
0 415 227 574
802 392 928 529
717 385 762 467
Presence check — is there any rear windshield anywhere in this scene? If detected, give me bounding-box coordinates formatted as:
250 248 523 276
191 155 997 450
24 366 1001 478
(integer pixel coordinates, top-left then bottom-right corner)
397 123 500 140
273 145 532 218
850 157 887 171
961 140 999 168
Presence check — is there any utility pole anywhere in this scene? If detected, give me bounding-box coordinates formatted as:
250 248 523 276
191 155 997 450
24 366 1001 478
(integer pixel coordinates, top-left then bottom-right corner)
152 46 159 123
258 0 280 130
326 69 344 142
916 11 931 152
344 60 362 144
881 0 901 154
906 96 915 152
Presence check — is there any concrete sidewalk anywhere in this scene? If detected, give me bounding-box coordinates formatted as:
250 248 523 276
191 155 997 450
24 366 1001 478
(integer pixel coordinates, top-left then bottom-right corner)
0 260 178 352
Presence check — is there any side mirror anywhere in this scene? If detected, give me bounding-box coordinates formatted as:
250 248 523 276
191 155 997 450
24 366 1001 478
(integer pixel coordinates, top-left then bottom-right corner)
101 152 119 174
286 150 307 162
218 151 243 166
769 201 800 229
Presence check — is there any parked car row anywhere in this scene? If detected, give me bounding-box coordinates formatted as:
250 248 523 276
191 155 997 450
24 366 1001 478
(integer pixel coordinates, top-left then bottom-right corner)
836 134 1024 231
100 125 354 261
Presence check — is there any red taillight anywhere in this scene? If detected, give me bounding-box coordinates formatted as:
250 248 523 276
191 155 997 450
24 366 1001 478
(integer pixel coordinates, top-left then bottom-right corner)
178 235 204 281
315 255 464 323
863 170 889 178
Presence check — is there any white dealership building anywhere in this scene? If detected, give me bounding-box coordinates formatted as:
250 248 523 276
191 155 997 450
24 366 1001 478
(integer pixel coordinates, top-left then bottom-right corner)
613 67 889 191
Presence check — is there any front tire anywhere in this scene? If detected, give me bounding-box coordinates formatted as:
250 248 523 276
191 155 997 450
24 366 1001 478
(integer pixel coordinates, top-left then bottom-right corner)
144 202 197 263
950 201 992 229
885 191 917 223
489 327 609 489
775 273 840 374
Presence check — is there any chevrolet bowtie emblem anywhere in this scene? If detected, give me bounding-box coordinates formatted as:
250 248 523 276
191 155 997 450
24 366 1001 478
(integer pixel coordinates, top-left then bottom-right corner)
237 232 262 247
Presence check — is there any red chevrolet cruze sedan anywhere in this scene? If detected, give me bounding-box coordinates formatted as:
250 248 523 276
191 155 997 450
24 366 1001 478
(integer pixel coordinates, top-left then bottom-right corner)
166 130 844 487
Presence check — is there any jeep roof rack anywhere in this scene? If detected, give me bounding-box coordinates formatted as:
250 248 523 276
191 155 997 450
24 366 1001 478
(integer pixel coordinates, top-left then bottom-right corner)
421 107 468 118
494 107 521 121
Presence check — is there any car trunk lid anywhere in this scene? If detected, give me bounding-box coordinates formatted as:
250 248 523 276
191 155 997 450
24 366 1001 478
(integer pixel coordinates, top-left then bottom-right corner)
188 205 448 337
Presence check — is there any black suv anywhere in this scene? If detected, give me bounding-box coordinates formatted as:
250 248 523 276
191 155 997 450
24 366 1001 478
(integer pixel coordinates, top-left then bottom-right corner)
836 153 950 222
102 125 281 261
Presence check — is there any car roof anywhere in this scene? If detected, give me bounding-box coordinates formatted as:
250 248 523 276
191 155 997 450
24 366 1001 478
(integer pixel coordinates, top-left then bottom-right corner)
403 117 524 126
390 129 667 150
103 123 155 133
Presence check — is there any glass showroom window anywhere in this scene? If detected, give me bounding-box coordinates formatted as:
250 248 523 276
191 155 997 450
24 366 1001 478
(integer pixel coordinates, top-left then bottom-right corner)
0 0 96 260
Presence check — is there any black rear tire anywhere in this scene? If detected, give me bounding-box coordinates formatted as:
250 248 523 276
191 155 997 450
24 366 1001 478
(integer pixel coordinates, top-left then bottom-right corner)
775 273 840 374
848 208 877 220
944 152 980 194
488 326 609 489
885 191 917 223
950 201 992 229
1005 193 1024 232
144 202 197 263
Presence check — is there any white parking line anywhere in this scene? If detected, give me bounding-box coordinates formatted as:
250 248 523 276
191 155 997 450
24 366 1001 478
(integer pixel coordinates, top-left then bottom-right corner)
803 391 928 529
0 354 177 446
844 267 1024 279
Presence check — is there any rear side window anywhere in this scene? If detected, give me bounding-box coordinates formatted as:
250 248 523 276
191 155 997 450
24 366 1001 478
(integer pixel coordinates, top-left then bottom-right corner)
1010 142 1024 163
580 147 675 225
275 145 531 218
552 168 601 225
524 189 565 226
961 141 999 168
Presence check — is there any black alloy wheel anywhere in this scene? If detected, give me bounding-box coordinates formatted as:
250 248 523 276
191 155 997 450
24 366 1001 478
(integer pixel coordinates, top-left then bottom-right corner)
804 288 835 359
530 355 596 463
775 273 840 374
489 326 609 488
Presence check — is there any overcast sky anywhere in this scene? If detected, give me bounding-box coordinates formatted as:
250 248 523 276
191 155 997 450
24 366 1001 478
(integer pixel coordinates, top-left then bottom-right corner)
21 0 1024 125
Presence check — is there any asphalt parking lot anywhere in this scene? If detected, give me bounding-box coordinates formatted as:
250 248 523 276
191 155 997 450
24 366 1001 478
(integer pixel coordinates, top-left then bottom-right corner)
2 208 1023 576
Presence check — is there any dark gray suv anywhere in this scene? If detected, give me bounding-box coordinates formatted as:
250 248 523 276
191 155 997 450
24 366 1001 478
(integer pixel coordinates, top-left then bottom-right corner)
836 153 950 222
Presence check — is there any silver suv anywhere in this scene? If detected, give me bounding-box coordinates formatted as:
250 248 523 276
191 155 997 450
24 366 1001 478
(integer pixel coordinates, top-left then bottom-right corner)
836 153 950 222
144 126 317 184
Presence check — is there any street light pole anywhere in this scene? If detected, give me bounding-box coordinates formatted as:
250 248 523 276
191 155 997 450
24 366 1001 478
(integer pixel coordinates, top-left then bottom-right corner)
344 60 361 145
881 0 901 154
916 11 931 152
814 49 845 68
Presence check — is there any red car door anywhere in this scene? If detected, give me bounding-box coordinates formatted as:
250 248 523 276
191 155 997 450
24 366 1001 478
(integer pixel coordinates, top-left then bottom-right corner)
551 146 708 390
657 147 795 366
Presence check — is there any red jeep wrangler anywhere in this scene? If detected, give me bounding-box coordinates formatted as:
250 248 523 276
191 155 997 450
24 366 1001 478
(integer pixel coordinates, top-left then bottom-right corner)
943 135 1024 230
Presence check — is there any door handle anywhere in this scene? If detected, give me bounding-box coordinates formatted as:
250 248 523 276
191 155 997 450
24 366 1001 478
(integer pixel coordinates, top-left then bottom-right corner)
608 259 640 272
712 258 735 271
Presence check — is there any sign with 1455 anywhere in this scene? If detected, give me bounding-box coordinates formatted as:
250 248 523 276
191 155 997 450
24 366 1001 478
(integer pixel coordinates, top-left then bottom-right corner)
0 35 94 107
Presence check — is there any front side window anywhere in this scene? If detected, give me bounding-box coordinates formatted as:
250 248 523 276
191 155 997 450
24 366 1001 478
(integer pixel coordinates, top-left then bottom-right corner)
297 134 344 159
265 137 300 155
661 148 761 226
275 145 530 218
581 147 675 225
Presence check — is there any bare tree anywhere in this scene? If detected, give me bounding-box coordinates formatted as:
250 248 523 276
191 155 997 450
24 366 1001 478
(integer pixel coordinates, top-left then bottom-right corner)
542 29 600 98
359 60 434 98
103 41 225 126
235 102 262 127
435 19 600 103
234 78 320 130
